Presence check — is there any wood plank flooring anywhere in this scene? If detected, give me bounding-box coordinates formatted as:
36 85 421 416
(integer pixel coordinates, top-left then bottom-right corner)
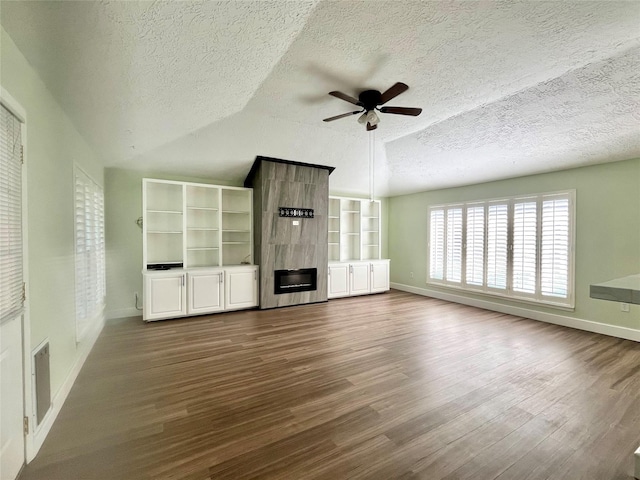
20 290 640 480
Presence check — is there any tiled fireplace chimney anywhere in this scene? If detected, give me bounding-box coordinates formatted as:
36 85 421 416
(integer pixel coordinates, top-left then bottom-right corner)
244 156 334 309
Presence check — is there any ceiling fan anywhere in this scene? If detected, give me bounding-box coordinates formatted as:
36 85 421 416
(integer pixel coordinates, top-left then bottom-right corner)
323 82 422 131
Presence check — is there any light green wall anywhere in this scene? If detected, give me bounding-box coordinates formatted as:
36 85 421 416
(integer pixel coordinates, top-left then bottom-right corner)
104 168 237 317
388 158 640 330
1 27 105 393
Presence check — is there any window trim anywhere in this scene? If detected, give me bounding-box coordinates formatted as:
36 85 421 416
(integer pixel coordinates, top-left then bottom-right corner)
427 190 576 309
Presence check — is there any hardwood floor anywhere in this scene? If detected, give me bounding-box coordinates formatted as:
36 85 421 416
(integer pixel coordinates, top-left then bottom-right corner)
20 290 640 480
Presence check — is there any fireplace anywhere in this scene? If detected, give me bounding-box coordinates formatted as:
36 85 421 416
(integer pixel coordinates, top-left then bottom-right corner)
245 157 331 308
274 268 318 295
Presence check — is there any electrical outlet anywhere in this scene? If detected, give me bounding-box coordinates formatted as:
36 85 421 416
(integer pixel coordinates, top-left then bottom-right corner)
410 272 414 279
621 303 630 312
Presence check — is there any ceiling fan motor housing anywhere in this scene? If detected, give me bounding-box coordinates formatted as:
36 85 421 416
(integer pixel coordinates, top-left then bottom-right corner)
359 90 382 111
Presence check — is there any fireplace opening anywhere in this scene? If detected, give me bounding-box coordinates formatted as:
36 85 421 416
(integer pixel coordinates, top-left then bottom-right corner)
274 268 317 294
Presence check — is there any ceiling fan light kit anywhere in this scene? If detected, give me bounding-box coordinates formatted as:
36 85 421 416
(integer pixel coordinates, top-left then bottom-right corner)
323 82 422 129
366 110 380 126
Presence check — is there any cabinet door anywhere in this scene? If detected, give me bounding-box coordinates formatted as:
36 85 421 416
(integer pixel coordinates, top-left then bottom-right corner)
144 273 186 321
350 263 371 296
370 261 390 293
225 267 258 311
188 271 224 315
328 264 349 298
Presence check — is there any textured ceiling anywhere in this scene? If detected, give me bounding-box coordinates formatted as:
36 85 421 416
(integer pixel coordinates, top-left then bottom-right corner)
2 0 639 196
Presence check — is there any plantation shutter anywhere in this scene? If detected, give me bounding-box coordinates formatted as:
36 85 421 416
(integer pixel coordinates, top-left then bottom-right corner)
446 208 463 283
0 104 23 323
541 196 570 298
486 203 508 289
427 191 574 307
465 205 485 286
74 167 105 341
512 201 537 294
429 209 445 280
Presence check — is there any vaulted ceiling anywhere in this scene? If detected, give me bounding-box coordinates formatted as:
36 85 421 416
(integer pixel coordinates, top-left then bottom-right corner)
2 0 639 196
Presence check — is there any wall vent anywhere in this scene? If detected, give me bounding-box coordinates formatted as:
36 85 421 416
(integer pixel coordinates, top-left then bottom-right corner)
33 342 51 425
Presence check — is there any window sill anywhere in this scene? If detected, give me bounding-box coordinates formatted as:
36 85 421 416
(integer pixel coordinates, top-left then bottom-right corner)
425 280 575 312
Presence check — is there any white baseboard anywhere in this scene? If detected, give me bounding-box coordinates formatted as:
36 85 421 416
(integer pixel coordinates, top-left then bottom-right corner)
26 314 105 462
391 282 640 343
105 307 141 320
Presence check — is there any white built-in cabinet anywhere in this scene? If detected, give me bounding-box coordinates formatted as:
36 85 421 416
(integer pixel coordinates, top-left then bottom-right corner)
188 269 224 315
142 178 257 321
225 267 259 310
328 260 390 299
143 265 259 321
328 196 389 298
143 270 187 321
370 260 390 293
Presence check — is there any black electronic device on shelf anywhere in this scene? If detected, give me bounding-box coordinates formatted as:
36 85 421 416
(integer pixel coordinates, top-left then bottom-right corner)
147 263 183 270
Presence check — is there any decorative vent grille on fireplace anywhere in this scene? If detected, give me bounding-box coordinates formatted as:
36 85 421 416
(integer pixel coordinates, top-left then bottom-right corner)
274 268 317 294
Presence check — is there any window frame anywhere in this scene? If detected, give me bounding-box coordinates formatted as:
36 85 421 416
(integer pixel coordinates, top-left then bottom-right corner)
427 190 576 309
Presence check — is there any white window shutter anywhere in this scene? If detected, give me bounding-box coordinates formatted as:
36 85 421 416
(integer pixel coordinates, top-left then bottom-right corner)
0 104 23 323
74 167 105 341
446 208 463 283
428 191 573 307
487 203 508 289
512 201 537 294
541 197 570 298
429 209 445 280
465 206 484 286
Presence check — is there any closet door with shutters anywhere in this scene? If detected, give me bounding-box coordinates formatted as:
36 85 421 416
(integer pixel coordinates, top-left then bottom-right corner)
0 103 26 480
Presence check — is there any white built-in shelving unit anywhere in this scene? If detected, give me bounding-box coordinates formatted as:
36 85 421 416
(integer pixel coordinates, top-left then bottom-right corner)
142 179 257 322
143 179 253 268
327 196 389 299
329 196 381 262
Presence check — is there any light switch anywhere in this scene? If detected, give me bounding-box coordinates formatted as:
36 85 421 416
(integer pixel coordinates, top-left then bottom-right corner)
292 220 299 226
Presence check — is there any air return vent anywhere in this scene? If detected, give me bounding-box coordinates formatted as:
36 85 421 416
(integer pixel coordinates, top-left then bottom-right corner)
33 341 51 425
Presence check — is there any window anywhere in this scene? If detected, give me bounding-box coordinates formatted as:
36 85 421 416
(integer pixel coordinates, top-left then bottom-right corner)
74 167 105 341
0 104 23 323
428 191 575 307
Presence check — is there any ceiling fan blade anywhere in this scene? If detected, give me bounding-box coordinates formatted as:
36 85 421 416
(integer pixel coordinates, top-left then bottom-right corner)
366 122 378 131
379 82 409 105
329 91 362 106
379 106 422 116
323 110 362 122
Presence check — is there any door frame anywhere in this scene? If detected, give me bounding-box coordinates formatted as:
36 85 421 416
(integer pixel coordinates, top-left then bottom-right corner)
1 86 34 464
